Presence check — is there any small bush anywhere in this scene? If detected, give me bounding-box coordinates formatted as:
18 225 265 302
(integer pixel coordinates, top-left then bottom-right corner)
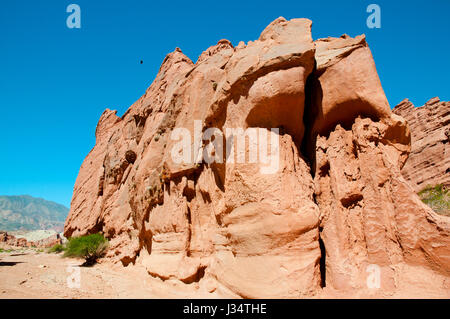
418 184 450 216
48 244 65 253
64 233 108 266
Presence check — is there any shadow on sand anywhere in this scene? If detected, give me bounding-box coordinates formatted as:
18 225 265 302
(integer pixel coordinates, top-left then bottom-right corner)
0 261 24 266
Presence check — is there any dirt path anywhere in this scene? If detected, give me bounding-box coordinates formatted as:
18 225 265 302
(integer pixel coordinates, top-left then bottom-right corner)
0 248 212 299
2 248 449 299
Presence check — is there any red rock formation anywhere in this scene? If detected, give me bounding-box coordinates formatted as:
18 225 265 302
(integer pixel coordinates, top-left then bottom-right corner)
1 233 28 247
314 118 450 294
30 234 63 248
0 231 62 248
64 17 450 298
393 98 450 192
0 231 6 242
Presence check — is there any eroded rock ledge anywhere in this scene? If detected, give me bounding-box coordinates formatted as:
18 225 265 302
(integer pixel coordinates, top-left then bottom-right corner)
64 17 450 298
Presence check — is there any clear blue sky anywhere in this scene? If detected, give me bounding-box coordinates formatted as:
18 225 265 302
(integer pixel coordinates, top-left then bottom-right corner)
0 0 449 208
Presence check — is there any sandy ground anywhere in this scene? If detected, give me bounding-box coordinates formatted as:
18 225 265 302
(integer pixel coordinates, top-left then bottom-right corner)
1 247 449 299
0 248 219 299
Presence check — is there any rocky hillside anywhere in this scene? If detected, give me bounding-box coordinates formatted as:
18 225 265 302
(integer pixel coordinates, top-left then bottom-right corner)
64 17 450 298
0 195 68 231
393 97 449 192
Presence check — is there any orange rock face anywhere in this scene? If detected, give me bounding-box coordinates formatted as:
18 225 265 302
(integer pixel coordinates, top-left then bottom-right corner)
314 118 450 295
393 98 450 192
64 17 450 297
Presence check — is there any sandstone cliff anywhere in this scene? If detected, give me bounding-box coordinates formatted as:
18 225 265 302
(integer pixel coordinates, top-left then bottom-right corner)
393 98 450 192
64 18 450 298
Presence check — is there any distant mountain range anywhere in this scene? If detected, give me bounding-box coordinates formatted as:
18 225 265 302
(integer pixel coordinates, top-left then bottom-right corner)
0 195 68 231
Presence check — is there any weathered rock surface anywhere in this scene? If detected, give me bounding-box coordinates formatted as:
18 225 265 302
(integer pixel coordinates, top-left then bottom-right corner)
314 117 450 294
65 17 450 298
393 98 450 192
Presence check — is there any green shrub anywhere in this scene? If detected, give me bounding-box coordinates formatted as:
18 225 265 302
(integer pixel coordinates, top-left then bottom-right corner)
48 244 65 253
64 233 108 266
418 184 450 216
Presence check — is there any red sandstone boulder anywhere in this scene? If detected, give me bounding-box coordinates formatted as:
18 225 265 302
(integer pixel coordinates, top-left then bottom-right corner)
0 231 7 242
6 236 27 247
30 234 63 248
